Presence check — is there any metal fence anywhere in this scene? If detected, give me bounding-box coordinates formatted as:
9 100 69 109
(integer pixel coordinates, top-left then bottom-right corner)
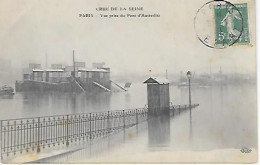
170 104 199 116
0 108 148 159
0 104 199 160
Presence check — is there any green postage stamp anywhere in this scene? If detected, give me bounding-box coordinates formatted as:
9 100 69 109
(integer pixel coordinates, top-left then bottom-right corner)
214 3 250 46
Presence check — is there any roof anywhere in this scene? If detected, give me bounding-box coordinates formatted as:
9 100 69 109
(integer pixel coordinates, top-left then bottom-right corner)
78 68 109 72
143 77 170 84
32 69 64 72
45 69 64 72
32 69 44 72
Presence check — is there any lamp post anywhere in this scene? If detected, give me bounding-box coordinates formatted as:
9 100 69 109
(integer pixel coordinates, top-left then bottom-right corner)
186 71 192 139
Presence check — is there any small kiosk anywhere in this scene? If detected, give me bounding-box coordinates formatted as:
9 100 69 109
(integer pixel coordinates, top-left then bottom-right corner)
143 77 170 116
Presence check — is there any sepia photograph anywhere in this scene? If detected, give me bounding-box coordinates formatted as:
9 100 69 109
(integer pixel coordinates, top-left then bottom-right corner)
0 0 257 163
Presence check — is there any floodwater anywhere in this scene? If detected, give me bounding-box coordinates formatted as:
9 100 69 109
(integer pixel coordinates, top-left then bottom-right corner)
0 83 257 163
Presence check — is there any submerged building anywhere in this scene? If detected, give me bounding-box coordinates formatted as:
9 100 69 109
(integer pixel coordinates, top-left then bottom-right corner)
15 62 111 93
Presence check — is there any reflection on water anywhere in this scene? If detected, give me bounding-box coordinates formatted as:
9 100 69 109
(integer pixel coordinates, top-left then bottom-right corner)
0 83 147 120
0 83 257 162
0 95 14 100
148 113 170 148
36 121 148 163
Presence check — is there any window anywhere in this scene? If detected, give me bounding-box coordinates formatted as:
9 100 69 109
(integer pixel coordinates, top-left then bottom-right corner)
33 72 43 81
100 72 104 78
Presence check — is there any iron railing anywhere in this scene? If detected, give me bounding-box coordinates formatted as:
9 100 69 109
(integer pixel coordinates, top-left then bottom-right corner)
170 104 199 116
0 108 148 159
0 104 199 160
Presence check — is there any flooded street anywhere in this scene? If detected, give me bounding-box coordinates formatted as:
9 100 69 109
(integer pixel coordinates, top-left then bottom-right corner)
0 83 257 162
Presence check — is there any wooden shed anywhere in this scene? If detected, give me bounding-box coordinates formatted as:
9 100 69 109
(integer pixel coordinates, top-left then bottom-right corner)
144 77 170 115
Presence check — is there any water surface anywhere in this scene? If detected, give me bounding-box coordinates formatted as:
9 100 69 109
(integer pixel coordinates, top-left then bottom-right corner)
0 83 257 162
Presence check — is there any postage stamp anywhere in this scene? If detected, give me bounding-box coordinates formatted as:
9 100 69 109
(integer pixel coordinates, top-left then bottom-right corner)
194 0 250 49
214 3 250 46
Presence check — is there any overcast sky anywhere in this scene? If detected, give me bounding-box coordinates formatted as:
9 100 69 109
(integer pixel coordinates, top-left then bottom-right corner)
0 0 256 76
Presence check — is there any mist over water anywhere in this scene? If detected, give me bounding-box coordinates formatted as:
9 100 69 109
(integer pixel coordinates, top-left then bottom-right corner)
0 83 257 162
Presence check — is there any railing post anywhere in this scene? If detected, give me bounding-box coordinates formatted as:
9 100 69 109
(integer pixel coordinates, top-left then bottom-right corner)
0 120 2 160
136 109 138 124
123 110 125 129
89 113 92 140
10 125 12 152
32 119 34 150
37 117 40 153
107 111 110 133
7 121 9 156
66 115 69 146
93 114 95 138
26 120 29 151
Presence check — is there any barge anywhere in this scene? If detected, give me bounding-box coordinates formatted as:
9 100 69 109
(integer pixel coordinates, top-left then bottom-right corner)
15 60 112 93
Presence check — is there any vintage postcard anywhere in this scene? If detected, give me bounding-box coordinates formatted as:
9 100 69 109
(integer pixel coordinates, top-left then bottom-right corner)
0 0 257 163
